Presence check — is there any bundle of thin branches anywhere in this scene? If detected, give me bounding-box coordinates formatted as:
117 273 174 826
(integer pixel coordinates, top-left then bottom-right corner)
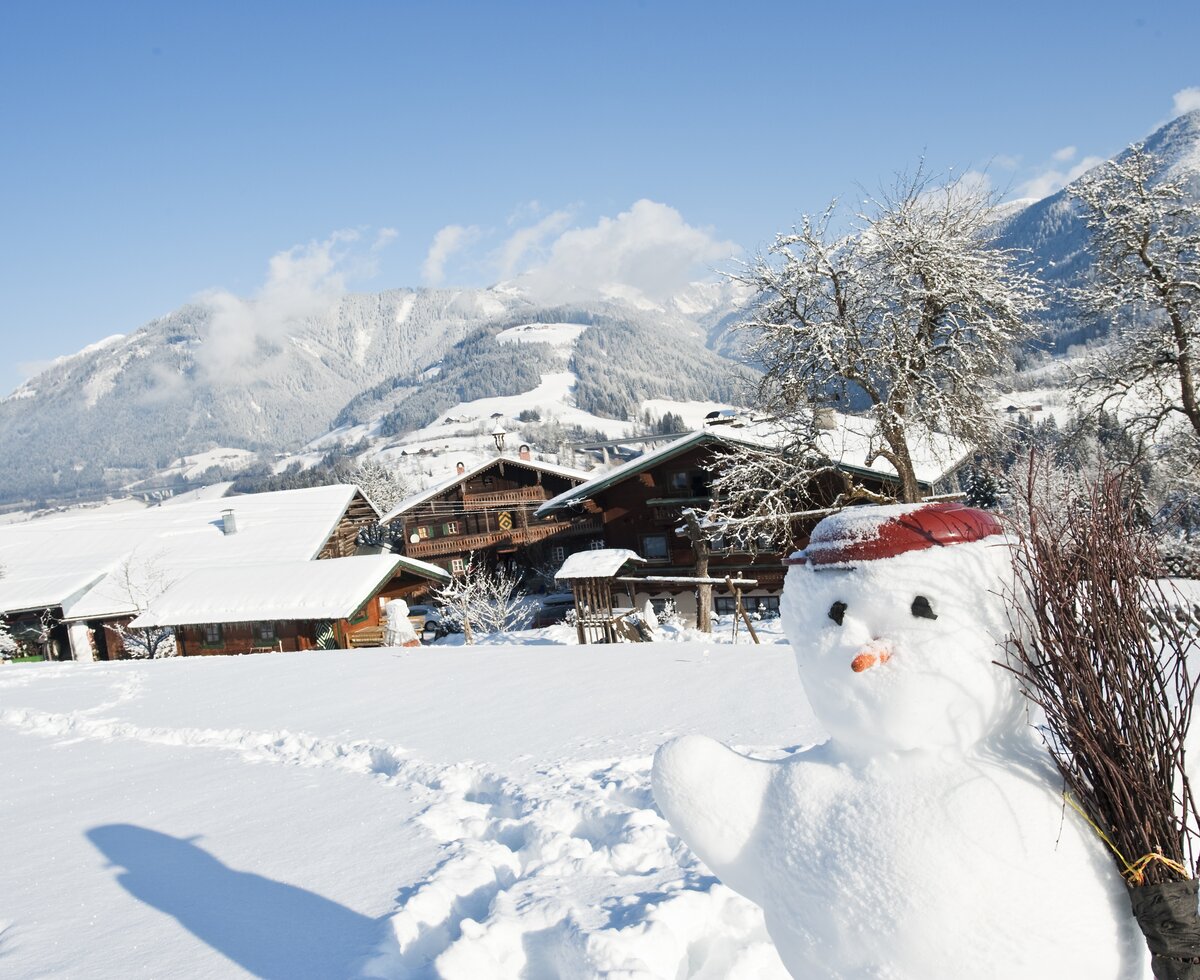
1003 460 1200 976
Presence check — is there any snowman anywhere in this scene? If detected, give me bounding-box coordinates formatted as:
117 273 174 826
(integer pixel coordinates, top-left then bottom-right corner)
383 598 421 648
652 502 1146 979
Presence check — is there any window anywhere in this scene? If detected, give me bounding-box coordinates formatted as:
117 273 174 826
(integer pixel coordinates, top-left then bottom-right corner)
716 595 781 617
588 538 606 550
549 545 566 564
649 598 677 617
416 525 431 540
750 595 781 617
442 521 459 535
668 470 711 497
203 624 223 645
450 557 465 574
257 622 276 642
641 534 670 562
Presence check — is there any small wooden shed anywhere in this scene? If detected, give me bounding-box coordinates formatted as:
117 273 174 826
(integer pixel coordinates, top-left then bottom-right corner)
554 549 646 644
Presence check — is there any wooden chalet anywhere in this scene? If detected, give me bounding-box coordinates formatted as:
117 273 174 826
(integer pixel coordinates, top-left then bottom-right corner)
130 554 450 656
381 449 599 580
536 415 970 625
0 484 387 662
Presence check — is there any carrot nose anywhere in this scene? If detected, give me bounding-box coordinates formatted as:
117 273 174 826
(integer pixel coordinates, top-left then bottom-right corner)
851 642 892 673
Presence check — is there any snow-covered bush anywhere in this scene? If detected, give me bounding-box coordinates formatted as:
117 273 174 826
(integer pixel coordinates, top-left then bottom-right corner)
656 599 683 628
0 621 18 660
434 558 528 644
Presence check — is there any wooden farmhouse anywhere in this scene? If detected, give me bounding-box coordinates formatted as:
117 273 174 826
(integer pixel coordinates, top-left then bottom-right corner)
536 413 970 626
129 554 449 656
0 484 386 662
381 450 598 581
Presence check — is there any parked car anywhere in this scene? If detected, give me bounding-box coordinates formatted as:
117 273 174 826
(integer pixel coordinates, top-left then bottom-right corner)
531 593 576 628
406 604 444 636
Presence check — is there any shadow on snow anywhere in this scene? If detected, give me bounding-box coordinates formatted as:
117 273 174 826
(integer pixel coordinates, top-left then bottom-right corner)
86 824 385 980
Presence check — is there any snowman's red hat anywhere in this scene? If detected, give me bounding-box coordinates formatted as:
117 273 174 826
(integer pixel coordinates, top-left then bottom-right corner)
789 502 1004 568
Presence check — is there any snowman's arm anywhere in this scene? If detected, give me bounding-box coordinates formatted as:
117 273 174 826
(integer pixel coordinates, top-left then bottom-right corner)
652 735 774 883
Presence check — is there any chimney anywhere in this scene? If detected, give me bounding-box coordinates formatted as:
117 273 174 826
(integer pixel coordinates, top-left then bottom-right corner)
456 461 466 475
519 444 531 461
220 509 238 535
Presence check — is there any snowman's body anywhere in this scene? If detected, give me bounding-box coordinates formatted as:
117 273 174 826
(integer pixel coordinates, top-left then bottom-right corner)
652 504 1146 979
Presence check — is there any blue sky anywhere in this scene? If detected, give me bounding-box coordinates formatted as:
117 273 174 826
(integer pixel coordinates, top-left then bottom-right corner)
1 0 1198 393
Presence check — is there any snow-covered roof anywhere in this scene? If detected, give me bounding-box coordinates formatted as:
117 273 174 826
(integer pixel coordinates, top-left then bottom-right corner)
555 549 646 580
536 414 970 516
0 570 107 617
0 484 372 620
381 455 591 522
130 555 412 628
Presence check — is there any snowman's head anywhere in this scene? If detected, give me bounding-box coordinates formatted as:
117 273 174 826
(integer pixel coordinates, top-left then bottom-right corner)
782 503 1023 756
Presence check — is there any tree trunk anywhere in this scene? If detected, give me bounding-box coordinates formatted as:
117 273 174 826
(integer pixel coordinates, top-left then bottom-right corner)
683 510 713 633
877 423 923 503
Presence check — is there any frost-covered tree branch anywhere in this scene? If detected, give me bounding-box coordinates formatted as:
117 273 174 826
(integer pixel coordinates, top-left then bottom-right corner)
705 413 871 552
105 553 177 659
433 556 528 644
1070 144 1200 459
727 172 1044 505
350 458 413 516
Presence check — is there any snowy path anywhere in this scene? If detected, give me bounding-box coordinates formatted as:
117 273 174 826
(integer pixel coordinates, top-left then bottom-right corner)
1 644 818 978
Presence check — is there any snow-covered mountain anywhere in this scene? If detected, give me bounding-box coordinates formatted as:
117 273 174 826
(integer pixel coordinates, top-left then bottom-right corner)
0 284 751 507
7 110 1198 510
995 109 1200 353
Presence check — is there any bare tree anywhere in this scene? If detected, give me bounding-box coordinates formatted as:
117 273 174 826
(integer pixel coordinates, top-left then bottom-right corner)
433 556 528 644
1072 145 1200 456
722 171 1043 522
105 552 177 659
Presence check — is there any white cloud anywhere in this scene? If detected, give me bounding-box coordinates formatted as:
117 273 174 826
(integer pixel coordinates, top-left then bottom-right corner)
1051 145 1077 163
421 224 482 285
194 230 360 381
1174 87 1200 115
373 227 398 250
1018 155 1106 200
514 200 739 306
492 209 573 280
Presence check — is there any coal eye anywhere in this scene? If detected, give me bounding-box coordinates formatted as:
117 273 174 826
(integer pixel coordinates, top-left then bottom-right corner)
911 595 937 620
828 601 846 626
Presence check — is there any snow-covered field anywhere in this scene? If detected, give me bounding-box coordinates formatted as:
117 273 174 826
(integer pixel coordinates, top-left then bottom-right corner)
1 631 814 978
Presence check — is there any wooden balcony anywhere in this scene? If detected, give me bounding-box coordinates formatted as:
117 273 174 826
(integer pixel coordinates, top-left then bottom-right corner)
403 516 602 559
461 486 549 507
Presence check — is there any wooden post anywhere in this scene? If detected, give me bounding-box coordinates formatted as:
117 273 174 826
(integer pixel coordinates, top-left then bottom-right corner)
729 576 740 645
573 582 586 644
726 574 761 645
